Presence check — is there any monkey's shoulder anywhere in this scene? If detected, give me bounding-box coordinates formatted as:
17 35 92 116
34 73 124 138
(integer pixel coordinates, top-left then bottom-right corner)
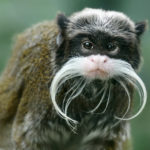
0 21 59 121
9 20 59 78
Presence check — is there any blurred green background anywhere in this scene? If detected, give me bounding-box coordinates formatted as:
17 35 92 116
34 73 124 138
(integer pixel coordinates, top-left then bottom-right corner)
0 0 149 149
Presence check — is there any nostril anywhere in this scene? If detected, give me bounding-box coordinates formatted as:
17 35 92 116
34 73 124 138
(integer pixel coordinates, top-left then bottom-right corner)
89 57 95 62
103 58 108 63
88 55 108 64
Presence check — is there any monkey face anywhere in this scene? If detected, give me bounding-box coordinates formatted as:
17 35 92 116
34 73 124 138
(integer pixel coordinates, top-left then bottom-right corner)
66 31 140 70
56 8 146 70
51 8 147 127
55 8 147 83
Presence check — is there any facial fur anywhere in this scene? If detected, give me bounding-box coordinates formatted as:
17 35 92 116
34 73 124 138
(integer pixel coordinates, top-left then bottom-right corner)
50 8 147 129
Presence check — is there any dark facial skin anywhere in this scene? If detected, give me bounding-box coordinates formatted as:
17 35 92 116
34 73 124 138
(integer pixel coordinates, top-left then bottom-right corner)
64 31 140 69
56 13 146 70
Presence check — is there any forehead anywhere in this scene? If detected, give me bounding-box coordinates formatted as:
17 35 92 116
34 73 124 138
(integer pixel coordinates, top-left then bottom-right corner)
67 9 136 39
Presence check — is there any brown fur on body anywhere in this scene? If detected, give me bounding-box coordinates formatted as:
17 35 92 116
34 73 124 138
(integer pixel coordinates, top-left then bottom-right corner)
0 21 58 149
0 21 132 150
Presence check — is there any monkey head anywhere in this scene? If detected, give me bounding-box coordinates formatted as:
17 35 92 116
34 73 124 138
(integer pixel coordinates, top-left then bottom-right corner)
50 8 147 128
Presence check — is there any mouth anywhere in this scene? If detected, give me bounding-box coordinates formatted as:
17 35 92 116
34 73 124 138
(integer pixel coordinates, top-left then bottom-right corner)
80 55 112 80
86 68 109 79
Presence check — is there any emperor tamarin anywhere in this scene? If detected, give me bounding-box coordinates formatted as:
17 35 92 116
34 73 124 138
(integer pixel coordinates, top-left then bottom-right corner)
0 8 147 150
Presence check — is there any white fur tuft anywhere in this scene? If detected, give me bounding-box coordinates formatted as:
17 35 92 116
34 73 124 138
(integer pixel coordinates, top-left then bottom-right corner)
110 58 147 120
50 56 147 129
50 57 86 129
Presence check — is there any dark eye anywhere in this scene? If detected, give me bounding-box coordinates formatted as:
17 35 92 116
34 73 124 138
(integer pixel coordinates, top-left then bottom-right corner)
82 41 93 50
106 42 119 54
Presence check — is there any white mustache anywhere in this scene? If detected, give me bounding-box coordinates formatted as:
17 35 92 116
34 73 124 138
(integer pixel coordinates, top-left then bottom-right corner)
50 56 147 129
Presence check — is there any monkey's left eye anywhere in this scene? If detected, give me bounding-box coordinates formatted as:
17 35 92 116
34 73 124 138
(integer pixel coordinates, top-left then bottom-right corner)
106 42 119 55
82 41 94 50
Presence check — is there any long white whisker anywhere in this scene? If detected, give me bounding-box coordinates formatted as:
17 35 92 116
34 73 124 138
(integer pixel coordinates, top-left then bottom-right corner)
57 74 79 91
90 82 106 100
115 80 131 120
118 77 143 120
50 57 89 127
111 80 131 128
125 76 142 104
89 83 108 113
64 79 85 116
101 84 112 114
62 78 83 112
65 81 86 129
111 59 147 120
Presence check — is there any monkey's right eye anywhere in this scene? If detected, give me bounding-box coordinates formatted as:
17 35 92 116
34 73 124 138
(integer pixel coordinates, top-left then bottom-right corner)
82 41 94 50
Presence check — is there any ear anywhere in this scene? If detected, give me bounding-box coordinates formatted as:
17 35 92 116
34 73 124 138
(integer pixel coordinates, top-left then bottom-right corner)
56 13 70 46
57 13 70 31
135 21 148 36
